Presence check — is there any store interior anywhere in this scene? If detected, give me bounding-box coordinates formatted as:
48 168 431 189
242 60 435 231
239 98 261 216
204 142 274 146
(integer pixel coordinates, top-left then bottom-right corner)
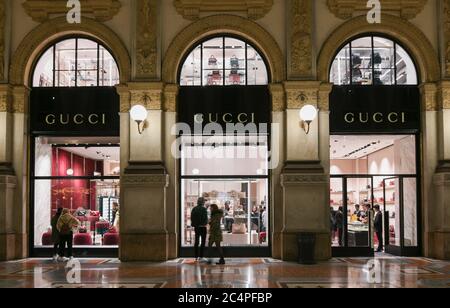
34 137 120 248
330 135 418 249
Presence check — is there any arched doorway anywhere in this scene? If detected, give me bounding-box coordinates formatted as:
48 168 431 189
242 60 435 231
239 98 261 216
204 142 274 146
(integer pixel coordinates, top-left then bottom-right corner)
30 36 121 258
176 35 272 257
328 35 421 257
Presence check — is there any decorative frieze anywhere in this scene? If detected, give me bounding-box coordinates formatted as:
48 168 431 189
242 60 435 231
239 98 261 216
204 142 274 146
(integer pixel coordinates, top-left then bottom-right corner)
0 85 12 113
289 0 313 79
12 86 30 114
135 0 158 80
129 82 164 110
22 0 122 22
327 0 428 20
438 81 450 109
173 0 274 21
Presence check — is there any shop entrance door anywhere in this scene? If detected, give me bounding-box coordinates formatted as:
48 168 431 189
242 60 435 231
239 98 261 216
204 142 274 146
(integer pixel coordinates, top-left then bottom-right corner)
331 176 374 257
383 177 420 256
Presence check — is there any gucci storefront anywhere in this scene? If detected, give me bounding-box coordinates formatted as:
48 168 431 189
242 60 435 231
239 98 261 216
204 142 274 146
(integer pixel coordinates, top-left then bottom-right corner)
30 37 121 257
328 36 421 257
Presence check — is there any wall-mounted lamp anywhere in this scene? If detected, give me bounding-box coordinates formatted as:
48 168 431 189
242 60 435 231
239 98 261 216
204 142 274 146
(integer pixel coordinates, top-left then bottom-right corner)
299 105 318 135
130 104 148 134
66 152 74 176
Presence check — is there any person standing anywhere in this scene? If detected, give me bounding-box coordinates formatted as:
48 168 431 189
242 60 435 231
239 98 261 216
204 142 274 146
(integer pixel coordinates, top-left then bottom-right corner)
373 205 384 252
57 208 80 261
51 208 63 261
208 204 225 265
191 197 208 262
335 206 344 247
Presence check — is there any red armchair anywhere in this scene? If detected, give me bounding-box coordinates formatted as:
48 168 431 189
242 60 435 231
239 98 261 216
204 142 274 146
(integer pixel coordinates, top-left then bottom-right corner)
74 233 93 246
42 232 53 246
103 227 119 246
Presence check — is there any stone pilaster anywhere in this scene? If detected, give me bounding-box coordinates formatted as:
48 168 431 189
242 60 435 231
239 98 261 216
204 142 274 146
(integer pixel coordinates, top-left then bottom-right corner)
134 0 159 80
118 82 171 261
279 81 332 261
288 0 313 79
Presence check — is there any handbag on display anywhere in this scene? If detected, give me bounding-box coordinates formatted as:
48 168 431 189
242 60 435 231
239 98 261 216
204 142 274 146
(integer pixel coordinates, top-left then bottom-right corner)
232 223 247 234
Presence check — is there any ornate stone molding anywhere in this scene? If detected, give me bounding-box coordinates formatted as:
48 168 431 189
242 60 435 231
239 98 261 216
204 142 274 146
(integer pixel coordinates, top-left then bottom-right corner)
0 0 5 82
284 81 322 109
269 83 285 112
116 84 131 113
281 174 328 186
317 14 440 86
129 82 164 110
289 0 313 79
318 83 333 111
162 14 284 86
173 0 274 21
420 83 438 111
135 0 158 80
163 84 179 112
0 175 17 187
12 86 30 114
122 174 169 187
0 84 12 113
10 16 131 87
438 81 450 110
22 0 122 23
326 0 428 20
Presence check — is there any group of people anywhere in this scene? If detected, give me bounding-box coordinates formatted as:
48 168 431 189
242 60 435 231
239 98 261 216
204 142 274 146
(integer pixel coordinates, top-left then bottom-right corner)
191 197 226 265
330 203 384 252
223 201 268 234
51 208 81 262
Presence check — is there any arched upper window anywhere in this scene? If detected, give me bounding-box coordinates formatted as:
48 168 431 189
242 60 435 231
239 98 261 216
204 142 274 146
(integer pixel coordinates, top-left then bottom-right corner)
330 36 418 86
32 37 120 87
179 36 269 86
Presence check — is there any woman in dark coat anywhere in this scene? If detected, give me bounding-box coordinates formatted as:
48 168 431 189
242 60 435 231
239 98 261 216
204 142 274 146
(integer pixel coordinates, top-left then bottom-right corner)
208 204 225 265
51 208 63 261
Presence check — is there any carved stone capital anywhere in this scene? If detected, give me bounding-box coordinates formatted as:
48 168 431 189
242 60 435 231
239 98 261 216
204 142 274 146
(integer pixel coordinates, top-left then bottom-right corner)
12 86 31 114
284 81 322 109
437 81 450 110
0 85 13 113
281 174 328 186
269 83 285 112
116 84 131 113
326 0 427 20
173 0 274 21
122 174 169 188
420 83 438 111
128 82 164 110
22 0 122 23
135 0 158 80
164 84 179 112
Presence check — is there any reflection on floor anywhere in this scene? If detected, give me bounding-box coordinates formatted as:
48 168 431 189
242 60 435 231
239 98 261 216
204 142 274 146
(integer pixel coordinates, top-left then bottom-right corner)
0 256 449 288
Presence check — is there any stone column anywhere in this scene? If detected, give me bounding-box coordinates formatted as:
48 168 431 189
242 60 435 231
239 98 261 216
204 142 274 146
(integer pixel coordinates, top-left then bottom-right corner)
432 81 450 259
0 84 16 261
119 82 170 261
280 81 332 261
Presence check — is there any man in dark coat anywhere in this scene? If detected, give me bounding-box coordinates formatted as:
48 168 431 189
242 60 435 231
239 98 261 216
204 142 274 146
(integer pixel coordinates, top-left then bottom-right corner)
190 197 208 261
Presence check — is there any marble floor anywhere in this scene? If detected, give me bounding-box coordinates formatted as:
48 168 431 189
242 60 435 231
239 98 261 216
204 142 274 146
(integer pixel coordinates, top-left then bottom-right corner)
0 256 449 288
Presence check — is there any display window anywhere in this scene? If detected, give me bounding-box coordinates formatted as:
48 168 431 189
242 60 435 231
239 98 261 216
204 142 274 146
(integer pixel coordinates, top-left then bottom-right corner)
33 137 120 249
181 136 269 248
330 36 417 86
179 36 268 86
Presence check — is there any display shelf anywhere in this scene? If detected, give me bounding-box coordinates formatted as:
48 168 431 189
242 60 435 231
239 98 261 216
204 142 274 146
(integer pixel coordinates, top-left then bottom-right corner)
373 186 396 192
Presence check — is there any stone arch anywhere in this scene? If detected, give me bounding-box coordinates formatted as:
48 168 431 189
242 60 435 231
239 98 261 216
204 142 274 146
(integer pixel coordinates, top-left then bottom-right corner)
10 16 131 86
317 14 440 84
162 14 285 85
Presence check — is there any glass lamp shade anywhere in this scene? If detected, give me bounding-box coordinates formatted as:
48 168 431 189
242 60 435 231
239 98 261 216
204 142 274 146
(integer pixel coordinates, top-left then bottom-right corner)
299 105 318 122
66 168 74 176
130 105 148 122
